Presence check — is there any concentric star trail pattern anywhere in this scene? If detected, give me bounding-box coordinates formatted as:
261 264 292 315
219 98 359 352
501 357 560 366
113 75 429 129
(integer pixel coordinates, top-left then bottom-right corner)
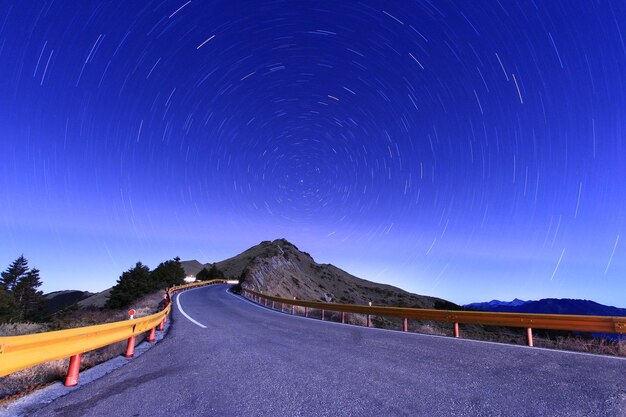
0 1 625 306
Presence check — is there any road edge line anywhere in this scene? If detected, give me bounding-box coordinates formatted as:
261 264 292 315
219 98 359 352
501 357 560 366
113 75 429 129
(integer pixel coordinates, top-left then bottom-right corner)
176 291 207 329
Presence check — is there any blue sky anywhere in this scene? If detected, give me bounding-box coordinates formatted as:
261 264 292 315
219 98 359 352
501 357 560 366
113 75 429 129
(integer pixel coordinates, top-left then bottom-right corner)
0 1 625 307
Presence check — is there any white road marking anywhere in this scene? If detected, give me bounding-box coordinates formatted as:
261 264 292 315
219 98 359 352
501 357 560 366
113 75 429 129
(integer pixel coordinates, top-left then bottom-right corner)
176 292 207 328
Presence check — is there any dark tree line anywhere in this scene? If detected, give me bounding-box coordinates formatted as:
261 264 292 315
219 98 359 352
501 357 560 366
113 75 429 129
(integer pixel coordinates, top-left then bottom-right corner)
104 257 186 309
195 264 225 281
0 255 45 322
0 255 188 322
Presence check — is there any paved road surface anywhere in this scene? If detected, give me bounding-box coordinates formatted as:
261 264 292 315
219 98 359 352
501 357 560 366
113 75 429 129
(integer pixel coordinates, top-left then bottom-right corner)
30 284 626 416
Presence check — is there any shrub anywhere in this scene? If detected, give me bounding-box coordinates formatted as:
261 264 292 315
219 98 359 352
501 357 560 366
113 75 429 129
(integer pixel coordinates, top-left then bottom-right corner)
196 264 225 281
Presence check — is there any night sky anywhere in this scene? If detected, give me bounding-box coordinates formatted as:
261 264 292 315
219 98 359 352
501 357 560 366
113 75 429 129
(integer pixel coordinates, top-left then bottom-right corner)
1 1 625 307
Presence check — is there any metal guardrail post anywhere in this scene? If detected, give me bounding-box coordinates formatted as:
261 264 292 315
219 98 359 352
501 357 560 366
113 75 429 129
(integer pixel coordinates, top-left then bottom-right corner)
64 353 82 386
126 309 136 358
125 335 136 358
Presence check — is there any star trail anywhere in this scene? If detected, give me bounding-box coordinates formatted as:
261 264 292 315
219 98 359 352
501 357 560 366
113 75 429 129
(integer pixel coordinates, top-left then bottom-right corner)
0 1 625 306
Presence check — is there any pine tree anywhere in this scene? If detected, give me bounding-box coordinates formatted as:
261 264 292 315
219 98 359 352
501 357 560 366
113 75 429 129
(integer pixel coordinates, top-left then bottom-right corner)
0 286 19 323
0 256 45 322
104 262 151 309
150 257 185 289
13 268 45 321
196 267 210 281
196 264 225 281
1 255 29 293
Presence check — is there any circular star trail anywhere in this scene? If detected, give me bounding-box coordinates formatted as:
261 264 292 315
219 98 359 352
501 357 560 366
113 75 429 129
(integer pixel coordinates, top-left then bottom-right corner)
0 1 625 305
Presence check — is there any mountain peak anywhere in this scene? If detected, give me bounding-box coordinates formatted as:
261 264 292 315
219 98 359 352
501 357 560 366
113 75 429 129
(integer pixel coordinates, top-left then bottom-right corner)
181 239 457 313
271 238 300 250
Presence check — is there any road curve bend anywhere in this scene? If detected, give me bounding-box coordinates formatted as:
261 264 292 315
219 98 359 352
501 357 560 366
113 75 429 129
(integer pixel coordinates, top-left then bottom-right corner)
28 284 626 417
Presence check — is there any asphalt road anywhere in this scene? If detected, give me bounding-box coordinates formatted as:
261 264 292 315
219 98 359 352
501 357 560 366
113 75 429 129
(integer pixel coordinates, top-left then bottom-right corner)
30 284 626 417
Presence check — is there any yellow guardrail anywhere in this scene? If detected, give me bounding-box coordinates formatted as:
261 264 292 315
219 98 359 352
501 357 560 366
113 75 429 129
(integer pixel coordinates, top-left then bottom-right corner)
244 289 626 346
0 304 171 377
0 279 230 379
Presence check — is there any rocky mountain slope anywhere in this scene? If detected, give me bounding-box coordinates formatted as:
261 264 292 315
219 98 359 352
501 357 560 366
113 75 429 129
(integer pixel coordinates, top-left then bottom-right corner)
183 238 458 310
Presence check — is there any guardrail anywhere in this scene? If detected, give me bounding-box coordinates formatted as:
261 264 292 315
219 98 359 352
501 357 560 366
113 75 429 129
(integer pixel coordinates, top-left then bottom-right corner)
0 279 230 385
243 289 626 347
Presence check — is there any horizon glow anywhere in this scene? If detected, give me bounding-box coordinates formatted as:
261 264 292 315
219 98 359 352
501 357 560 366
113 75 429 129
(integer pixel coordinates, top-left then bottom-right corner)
1 1 625 307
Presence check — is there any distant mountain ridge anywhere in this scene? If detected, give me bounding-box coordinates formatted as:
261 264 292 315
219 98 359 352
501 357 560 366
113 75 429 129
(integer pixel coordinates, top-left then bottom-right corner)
44 290 94 315
466 298 527 310
465 298 626 316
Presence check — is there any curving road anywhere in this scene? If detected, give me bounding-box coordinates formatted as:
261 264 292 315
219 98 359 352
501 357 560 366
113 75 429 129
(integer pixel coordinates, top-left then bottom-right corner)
30 284 626 416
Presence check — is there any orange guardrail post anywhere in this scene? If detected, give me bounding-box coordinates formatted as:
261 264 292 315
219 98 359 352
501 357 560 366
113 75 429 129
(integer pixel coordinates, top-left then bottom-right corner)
321 309 325 321
148 327 156 343
125 335 136 358
126 309 137 358
454 322 460 338
64 353 82 386
527 328 533 347
342 311 345 324
403 318 408 332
